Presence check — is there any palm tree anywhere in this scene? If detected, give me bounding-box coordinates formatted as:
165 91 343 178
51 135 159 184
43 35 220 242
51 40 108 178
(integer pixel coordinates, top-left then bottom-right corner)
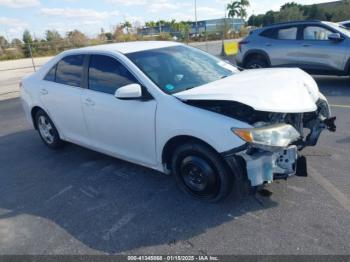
227 1 240 18
238 0 250 20
227 0 250 20
121 21 132 34
227 0 250 33
170 19 177 32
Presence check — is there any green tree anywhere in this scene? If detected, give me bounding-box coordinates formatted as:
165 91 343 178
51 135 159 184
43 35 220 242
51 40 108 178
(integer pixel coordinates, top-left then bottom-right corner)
22 30 33 44
45 30 62 42
262 11 276 26
0 36 7 56
175 22 190 40
11 38 22 45
67 30 88 47
121 21 132 34
145 21 156 27
169 19 177 31
22 30 34 57
248 0 350 29
105 32 113 41
302 4 325 20
330 0 350 21
247 14 264 27
281 2 302 10
156 20 166 27
45 30 63 52
275 6 305 23
0 36 8 46
227 1 240 18
238 0 250 20
228 0 250 20
113 25 125 41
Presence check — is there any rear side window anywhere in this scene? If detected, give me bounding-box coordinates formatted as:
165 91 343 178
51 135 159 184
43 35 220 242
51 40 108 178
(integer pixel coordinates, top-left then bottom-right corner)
88 55 137 95
56 55 84 87
260 27 298 40
260 28 277 39
278 27 298 40
44 65 56 82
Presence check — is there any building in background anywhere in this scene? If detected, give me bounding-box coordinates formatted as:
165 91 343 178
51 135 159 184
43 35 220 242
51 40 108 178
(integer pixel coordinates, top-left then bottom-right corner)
138 18 245 37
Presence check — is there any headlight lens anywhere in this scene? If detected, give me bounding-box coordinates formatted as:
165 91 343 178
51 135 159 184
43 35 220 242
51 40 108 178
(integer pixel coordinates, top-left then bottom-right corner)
232 124 300 148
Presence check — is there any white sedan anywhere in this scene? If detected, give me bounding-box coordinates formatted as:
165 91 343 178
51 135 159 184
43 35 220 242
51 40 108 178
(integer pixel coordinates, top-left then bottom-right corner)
20 41 336 202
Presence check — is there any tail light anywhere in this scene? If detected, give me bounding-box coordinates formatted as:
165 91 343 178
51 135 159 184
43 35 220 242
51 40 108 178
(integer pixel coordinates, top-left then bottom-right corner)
238 40 250 52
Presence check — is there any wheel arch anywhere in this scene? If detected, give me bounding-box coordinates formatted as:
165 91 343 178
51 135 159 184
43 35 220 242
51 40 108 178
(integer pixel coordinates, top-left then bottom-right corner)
243 50 271 67
31 106 45 130
30 106 60 136
161 135 222 169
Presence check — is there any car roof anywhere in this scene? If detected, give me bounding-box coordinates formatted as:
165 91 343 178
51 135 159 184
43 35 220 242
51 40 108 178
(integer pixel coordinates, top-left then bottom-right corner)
76 41 182 54
262 20 323 29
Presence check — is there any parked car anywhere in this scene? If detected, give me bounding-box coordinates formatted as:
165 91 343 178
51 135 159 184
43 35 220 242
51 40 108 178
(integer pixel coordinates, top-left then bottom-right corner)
236 20 350 76
340 20 350 29
20 41 336 202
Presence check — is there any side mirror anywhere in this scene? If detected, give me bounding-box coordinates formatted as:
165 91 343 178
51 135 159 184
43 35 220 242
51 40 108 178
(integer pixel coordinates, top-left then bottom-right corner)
115 84 142 100
328 33 344 42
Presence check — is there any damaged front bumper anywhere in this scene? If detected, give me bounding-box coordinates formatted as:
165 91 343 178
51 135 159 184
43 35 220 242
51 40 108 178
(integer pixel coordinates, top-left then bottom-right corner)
223 145 306 186
223 113 336 187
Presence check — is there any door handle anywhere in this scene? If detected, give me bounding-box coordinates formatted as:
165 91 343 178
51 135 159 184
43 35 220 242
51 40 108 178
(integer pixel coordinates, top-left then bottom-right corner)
302 44 312 47
84 98 95 106
40 89 48 95
265 43 272 47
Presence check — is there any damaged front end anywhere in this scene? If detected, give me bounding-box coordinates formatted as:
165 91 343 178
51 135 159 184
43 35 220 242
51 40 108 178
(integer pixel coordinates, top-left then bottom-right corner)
186 99 336 186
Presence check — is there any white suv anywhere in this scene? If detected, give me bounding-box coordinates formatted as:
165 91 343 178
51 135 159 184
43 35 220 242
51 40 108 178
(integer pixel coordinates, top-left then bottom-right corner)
20 41 336 202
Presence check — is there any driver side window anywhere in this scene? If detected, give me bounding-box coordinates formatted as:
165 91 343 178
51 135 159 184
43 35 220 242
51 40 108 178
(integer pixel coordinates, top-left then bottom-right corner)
88 55 137 95
304 26 333 40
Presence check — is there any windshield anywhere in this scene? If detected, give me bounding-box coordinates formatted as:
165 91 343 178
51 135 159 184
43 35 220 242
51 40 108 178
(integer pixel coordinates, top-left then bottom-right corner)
126 45 238 94
326 22 350 37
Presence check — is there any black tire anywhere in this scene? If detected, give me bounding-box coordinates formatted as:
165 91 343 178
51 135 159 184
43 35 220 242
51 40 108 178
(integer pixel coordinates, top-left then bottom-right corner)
245 58 268 69
35 109 64 149
171 142 235 202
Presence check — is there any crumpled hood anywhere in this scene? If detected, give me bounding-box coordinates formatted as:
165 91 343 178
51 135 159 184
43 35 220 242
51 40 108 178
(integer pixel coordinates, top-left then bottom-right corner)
174 68 320 113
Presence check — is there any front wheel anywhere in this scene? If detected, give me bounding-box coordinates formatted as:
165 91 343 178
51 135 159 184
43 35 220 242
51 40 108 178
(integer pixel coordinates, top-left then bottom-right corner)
35 109 64 149
171 142 235 202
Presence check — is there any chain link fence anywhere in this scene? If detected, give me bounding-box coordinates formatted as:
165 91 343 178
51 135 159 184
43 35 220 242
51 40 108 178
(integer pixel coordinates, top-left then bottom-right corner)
0 37 241 71
0 38 240 100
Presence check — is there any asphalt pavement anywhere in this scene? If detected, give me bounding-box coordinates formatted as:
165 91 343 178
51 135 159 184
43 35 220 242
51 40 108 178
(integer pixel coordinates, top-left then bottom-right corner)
0 74 349 255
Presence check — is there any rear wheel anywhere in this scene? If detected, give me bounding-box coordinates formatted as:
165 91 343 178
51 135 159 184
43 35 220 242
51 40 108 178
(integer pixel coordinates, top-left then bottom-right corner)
35 110 64 149
171 142 235 202
245 57 268 69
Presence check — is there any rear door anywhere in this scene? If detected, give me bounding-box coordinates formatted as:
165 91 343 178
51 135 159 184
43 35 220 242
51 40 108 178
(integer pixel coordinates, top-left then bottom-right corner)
298 24 347 72
40 54 90 144
260 25 302 67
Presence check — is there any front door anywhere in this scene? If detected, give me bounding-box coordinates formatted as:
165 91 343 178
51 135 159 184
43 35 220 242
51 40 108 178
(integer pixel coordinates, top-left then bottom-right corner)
298 25 347 72
81 54 157 166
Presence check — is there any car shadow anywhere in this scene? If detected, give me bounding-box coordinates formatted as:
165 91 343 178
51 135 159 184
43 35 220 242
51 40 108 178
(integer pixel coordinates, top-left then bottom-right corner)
0 129 277 254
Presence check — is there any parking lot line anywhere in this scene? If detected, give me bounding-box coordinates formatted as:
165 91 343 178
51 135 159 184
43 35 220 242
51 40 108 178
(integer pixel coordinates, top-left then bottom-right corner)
330 104 350 109
309 167 350 213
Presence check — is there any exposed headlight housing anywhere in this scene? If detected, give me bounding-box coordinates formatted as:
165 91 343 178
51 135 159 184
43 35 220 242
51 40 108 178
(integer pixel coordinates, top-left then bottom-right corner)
232 124 300 149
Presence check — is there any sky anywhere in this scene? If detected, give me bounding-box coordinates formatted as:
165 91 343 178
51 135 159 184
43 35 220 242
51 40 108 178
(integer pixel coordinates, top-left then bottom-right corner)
0 0 336 40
